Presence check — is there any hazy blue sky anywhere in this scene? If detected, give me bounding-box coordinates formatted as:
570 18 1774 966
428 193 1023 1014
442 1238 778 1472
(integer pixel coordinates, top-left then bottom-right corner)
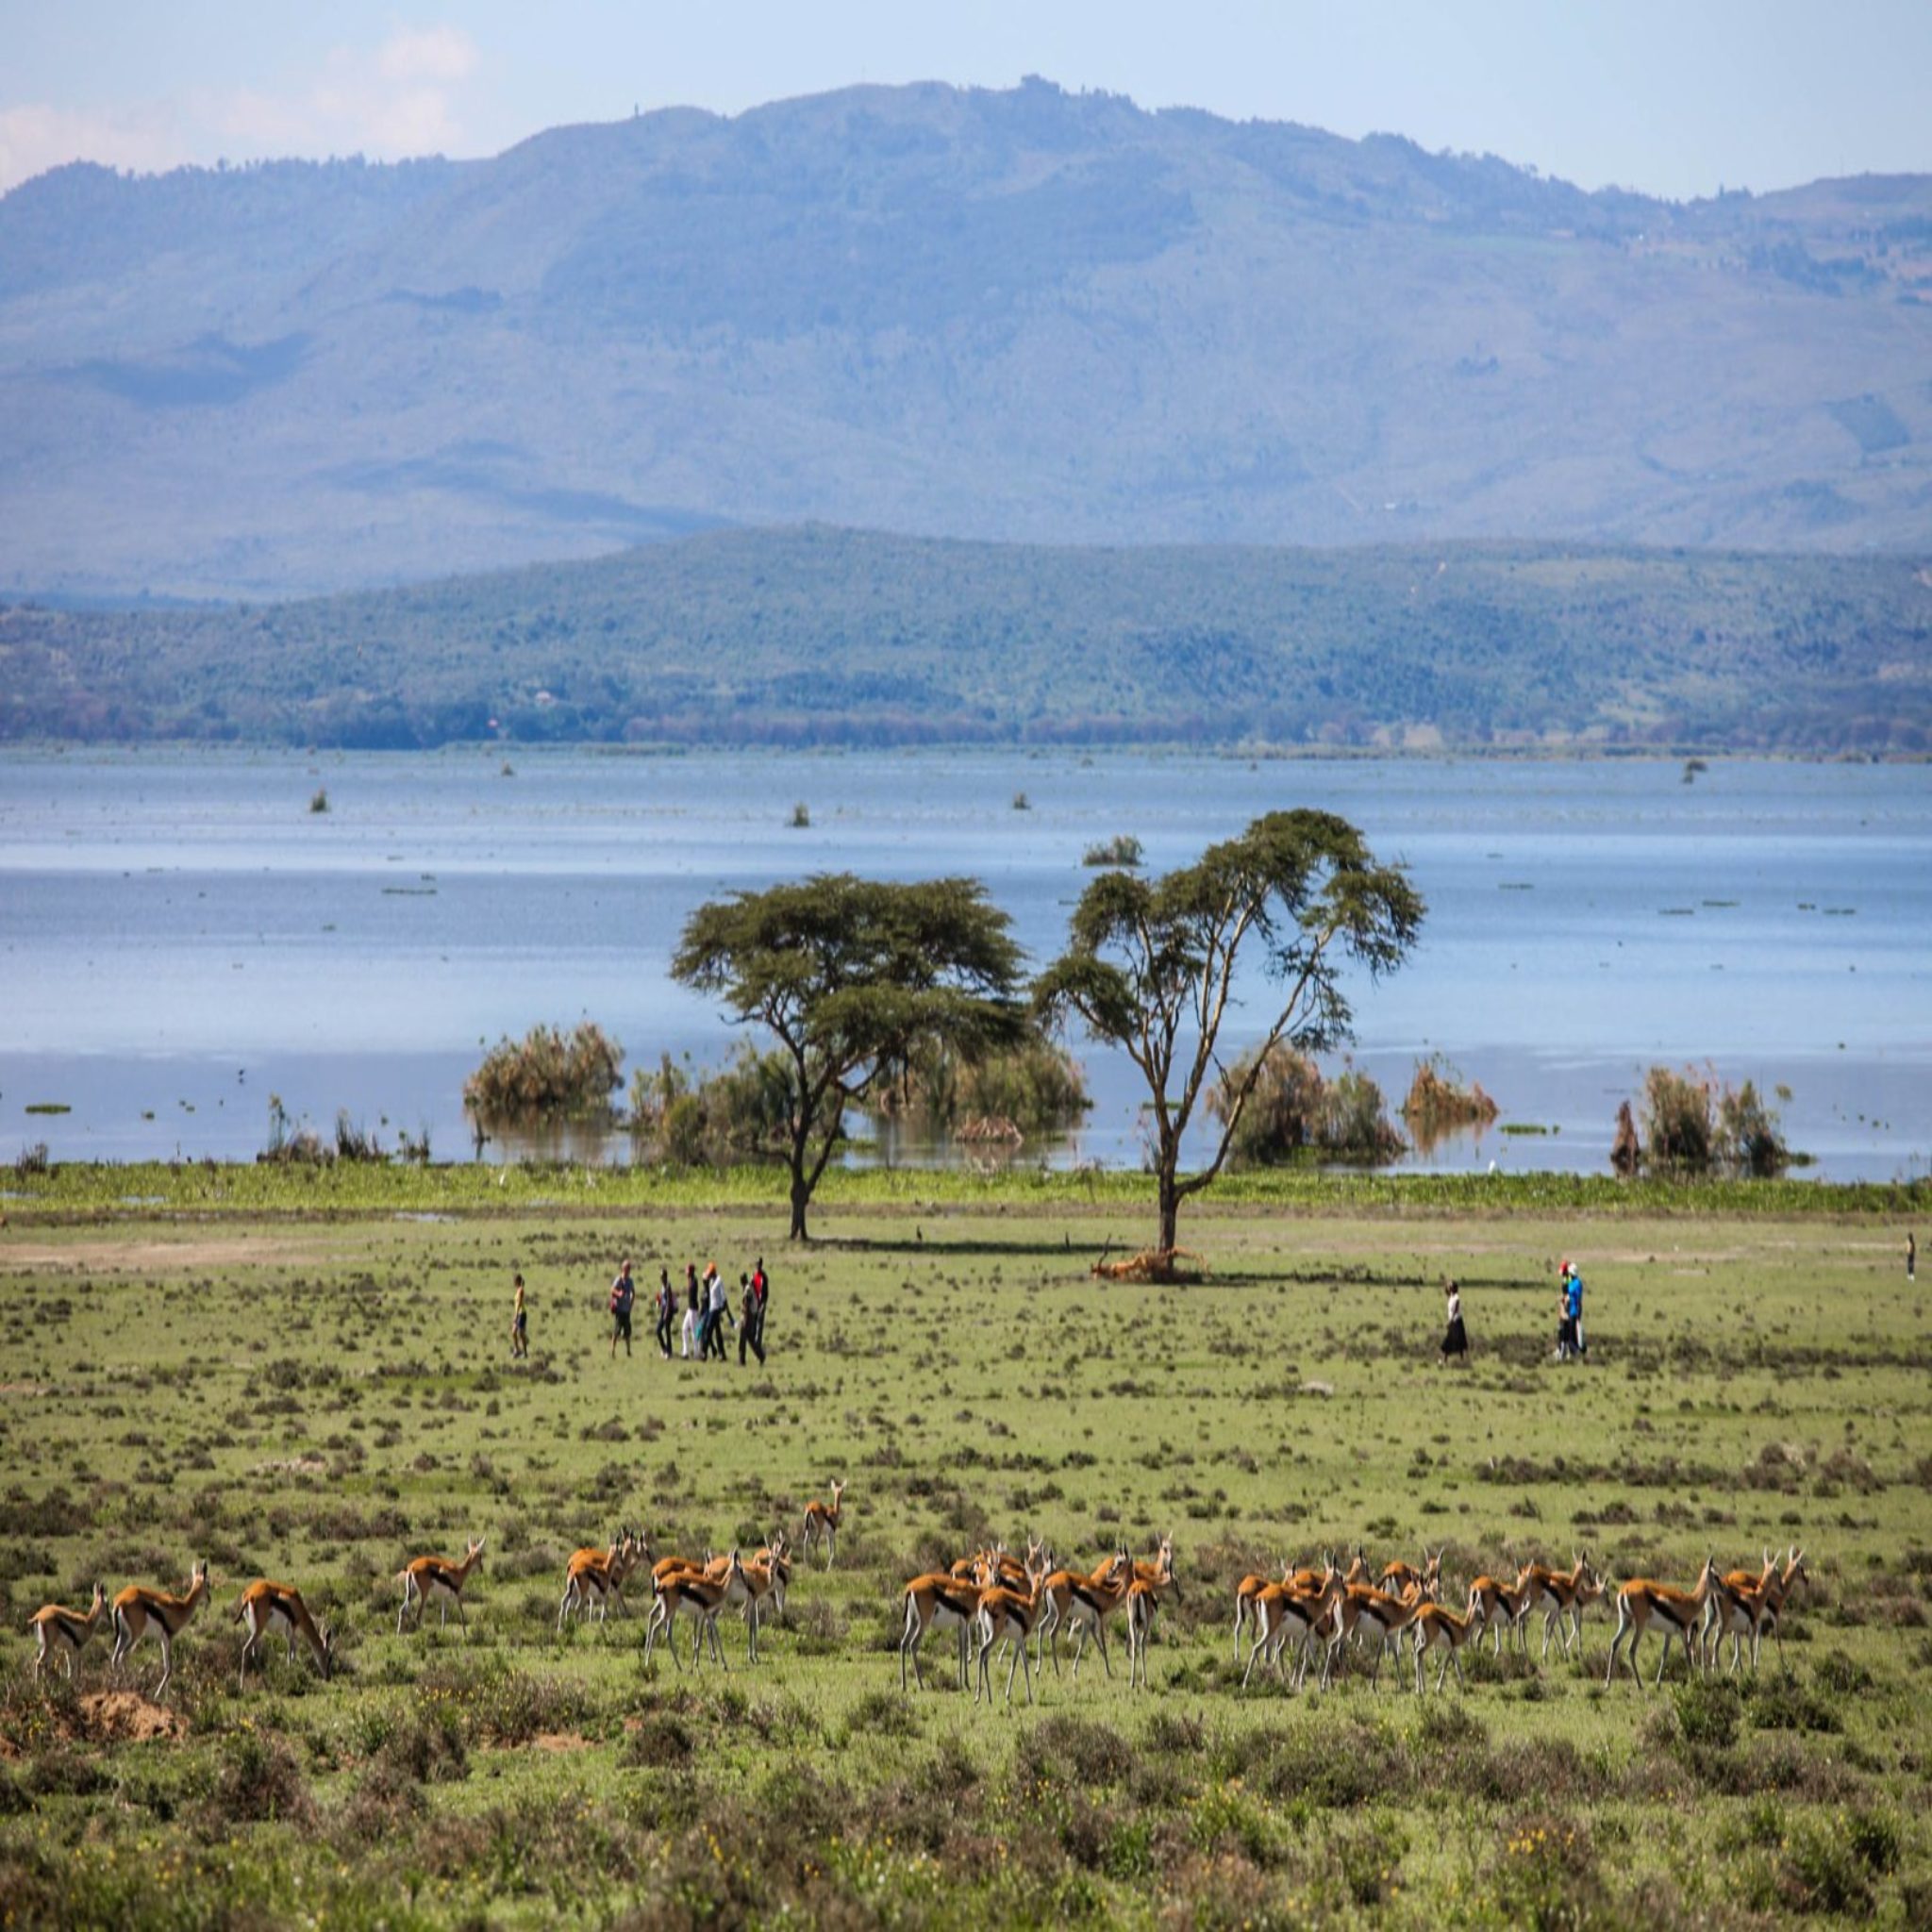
4 1 1928 200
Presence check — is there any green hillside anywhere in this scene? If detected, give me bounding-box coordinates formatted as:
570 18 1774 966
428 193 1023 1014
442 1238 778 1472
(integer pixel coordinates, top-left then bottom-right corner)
4 526 1926 751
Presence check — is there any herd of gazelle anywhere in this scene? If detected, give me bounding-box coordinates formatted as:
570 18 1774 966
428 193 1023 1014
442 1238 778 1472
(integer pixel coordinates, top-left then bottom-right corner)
23 1474 1809 1704
20 1481 843 1695
898 1534 1183 1704
1227 1544 1809 1693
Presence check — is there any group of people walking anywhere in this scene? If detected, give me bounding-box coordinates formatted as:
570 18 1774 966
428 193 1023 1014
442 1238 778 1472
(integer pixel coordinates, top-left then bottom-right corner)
604 1257 771 1366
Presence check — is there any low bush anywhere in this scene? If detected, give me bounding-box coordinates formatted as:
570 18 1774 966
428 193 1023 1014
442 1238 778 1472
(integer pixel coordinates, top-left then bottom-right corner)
206 1731 313 1826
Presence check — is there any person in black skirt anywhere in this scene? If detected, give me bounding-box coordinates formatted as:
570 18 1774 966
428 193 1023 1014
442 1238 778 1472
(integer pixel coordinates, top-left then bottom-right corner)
1440 1279 1468 1364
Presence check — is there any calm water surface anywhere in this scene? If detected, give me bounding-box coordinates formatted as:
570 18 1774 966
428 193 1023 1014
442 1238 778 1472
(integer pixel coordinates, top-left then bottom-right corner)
1 749 1926 1179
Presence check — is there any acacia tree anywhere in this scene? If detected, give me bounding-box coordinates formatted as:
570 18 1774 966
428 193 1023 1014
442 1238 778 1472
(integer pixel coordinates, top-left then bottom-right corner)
672 874 1026 1240
1035 810 1424 1258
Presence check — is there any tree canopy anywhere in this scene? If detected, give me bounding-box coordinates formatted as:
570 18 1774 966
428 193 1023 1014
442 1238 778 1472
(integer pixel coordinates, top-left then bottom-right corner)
1035 809 1424 1259
672 874 1026 1238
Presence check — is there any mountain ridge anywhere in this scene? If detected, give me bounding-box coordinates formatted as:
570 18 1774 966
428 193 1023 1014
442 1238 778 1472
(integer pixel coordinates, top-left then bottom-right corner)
1 78 1928 597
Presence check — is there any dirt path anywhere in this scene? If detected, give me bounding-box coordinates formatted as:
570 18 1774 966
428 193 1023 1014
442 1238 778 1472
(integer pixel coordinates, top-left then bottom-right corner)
0 1233 346 1274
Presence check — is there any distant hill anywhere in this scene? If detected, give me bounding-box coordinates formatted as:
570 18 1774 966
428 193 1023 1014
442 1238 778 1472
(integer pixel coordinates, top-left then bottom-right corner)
1 80 1929 599
4 525 1926 752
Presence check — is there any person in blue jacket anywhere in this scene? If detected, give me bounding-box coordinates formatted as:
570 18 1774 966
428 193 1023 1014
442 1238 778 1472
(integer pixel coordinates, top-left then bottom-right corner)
1560 1258 1586 1359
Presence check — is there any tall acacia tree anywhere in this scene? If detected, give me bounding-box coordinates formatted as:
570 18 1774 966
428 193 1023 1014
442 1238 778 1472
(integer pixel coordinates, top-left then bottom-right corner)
1035 810 1424 1258
673 874 1026 1240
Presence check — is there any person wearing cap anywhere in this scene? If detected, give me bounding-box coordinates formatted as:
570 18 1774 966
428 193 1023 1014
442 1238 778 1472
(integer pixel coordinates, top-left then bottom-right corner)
1557 1259 1584 1360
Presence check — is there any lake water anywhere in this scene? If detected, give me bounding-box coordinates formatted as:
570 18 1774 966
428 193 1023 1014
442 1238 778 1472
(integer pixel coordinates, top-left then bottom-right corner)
1 749 1927 1181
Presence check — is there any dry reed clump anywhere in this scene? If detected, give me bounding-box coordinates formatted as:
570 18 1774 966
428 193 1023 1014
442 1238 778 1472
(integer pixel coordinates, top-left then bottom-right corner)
1401 1055 1499 1137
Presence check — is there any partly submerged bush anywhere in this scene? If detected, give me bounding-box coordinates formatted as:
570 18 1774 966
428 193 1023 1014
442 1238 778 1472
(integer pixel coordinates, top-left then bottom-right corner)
1081 833 1144 869
1208 1045 1404 1166
865 1037 1091 1136
628 1046 793 1165
1638 1065 1789 1178
464 1022 623 1123
1642 1065 1714 1172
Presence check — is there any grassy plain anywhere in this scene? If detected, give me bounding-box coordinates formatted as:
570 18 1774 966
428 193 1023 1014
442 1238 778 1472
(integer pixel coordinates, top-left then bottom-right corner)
0 1176 1927 1926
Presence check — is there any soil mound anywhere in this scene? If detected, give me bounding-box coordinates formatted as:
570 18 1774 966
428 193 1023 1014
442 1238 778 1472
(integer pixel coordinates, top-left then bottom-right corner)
77 1690 186 1743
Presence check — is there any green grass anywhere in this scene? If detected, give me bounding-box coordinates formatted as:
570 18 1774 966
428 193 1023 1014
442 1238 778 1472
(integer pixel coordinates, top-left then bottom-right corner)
0 1182 1927 1924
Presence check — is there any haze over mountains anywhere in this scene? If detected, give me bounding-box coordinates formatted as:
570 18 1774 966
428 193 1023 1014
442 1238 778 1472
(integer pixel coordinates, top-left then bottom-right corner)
2 77 1929 600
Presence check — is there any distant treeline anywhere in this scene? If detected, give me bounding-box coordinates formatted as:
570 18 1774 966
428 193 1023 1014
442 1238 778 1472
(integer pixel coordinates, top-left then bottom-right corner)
3 526 1927 752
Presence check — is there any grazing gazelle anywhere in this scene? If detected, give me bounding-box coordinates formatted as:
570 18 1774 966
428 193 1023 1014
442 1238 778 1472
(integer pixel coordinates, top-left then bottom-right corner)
1241 1562 1344 1691
973 1554 1050 1706
1232 1557 1296 1662
235 1580 333 1689
738 1540 791 1660
1410 1600 1480 1693
801 1480 846 1568
1518 1553 1606 1661
396 1538 487 1635
1707 1547 1807 1674
1322 1580 1427 1690
1378 1549 1441 1600
1124 1576 1164 1692
27 1581 108 1683
558 1529 637 1628
1466 1571 1534 1656
1064 1550 1135 1682
900 1569 985 1692
1605 1556 1724 1688
110 1560 209 1696
647 1551 745 1670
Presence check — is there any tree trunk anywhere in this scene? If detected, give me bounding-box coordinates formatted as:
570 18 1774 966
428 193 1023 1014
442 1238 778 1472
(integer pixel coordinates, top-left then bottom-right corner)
1157 1161 1180 1257
788 1119 813 1241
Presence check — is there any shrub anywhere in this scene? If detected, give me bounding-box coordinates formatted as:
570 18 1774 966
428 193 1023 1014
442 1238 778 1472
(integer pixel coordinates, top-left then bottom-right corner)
1780 1820 1873 1915
1672 1677 1740 1748
1015 1715 1134 1788
12 1142 49 1178
308 787 329 813
1208 1044 1404 1166
207 1732 313 1825
465 1021 623 1122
